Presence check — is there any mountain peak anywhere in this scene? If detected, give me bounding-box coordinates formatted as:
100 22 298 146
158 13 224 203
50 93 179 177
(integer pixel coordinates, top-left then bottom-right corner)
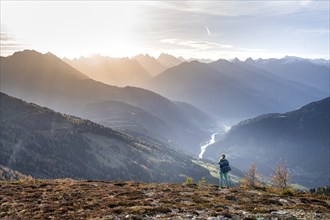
158 53 173 59
45 51 56 56
245 57 254 63
157 53 183 68
10 50 62 63
3 49 89 81
133 53 166 76
230 57 241 63
11 49 43 58
281 56 309 64
134 53 154 59
214 58 230 64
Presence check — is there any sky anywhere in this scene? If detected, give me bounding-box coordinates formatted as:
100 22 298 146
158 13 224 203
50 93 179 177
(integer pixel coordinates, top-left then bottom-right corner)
1 1 329 60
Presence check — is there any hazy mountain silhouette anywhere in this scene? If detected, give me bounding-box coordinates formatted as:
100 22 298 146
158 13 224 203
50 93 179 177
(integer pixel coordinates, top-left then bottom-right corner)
0 50 215 154
64 53 184 86
81 99 215 150
64 55 151 87
244 56 329 94
186 57 214 63
145 59 327 119
204 97 330 188
133 54 166 76
0 92 216 183
157 53 183 69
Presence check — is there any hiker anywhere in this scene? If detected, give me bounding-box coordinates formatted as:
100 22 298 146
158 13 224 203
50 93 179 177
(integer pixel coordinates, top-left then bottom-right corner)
218 154 231 189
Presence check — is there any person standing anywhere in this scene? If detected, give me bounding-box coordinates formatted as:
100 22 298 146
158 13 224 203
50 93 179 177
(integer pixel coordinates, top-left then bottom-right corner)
218 154 231 189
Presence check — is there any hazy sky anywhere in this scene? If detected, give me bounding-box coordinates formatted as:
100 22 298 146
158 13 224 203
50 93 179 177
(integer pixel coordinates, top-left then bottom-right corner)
1 1 329 60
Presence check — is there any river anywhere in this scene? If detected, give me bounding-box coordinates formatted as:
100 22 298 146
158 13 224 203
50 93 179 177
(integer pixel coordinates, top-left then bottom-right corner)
198 124 232 159
198 133 218 159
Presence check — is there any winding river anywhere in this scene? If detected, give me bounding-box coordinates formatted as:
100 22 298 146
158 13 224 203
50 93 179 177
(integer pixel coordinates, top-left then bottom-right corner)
198 133 218 159
198 124 232 159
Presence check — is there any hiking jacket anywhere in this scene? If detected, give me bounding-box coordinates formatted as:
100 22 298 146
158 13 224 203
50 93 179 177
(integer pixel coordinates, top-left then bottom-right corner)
218 159 231 173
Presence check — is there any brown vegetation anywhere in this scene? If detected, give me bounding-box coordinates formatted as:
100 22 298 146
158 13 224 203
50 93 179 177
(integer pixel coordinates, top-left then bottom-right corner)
1 179 329 219
272 160 290 189
241 163 260 189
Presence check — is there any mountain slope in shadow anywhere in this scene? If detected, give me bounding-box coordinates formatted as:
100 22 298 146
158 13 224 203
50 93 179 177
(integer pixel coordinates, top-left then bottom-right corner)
204 97 330 188
145 59 327 118
245 56 329 94
0 92 216 183
0 50 215 154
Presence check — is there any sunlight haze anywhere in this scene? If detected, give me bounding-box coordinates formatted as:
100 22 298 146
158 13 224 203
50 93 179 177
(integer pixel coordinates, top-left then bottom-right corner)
1 1 329 59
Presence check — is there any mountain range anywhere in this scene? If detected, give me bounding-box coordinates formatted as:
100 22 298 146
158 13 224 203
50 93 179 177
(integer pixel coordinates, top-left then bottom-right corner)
63 55 151 87
0 50 215 154
63 53 187 87
145 58 328 119
1 49 329 188
244 56 329 94
132 53 183 77
204 97 330 188
0 92 216 183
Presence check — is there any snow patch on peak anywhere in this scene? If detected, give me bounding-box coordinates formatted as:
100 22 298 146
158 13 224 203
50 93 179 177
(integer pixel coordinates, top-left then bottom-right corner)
281 56 309 64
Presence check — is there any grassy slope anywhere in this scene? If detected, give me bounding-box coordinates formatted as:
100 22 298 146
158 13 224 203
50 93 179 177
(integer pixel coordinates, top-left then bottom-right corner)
1 179 329 220
192 159 243 185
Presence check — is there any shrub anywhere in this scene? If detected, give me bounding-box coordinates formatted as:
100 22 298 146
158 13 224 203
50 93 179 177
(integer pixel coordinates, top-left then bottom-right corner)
242 163 259 188
272 160 290 189
183 177 194 185
197 177 207 188
280 188 295 197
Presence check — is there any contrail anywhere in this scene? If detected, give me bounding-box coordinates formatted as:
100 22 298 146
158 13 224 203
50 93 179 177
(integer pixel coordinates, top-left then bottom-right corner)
206 25 211 36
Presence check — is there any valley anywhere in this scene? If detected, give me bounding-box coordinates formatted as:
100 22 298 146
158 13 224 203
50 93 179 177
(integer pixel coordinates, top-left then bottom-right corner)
1 49 329 189
1 2 329 219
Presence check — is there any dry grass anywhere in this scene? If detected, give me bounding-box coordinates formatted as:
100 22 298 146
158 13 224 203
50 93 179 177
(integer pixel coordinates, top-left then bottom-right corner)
0 179 329 219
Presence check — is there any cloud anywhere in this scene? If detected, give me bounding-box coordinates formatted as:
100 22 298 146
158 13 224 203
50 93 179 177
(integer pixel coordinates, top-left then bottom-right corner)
297 28 329 36
0 32 25 56
300 0 313 7
152 1 327 17
238 48 266 52
160 38 233 50
1 1 328 60
0 33 14 41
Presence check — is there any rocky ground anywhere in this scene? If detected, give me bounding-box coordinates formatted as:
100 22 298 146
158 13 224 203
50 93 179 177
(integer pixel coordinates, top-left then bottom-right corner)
0 179 329 220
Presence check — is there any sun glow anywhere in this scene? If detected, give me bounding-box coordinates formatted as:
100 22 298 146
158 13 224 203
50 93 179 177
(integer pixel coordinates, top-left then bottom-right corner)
1 1 146 58
1 1 329 59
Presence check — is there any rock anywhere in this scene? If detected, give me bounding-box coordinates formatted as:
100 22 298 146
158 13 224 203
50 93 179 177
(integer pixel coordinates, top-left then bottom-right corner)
310 186 330 196
279 198 290 205
225 195 238 201
316 186 330 196
310 188 316 193
207 217 227 220
271 210 289 215
314 213 323 218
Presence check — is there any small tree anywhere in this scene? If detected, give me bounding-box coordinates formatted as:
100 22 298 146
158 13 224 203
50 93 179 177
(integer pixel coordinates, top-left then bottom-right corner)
272 160 290 189
244 163 258 188
183 177 194 185
197 177 207 188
